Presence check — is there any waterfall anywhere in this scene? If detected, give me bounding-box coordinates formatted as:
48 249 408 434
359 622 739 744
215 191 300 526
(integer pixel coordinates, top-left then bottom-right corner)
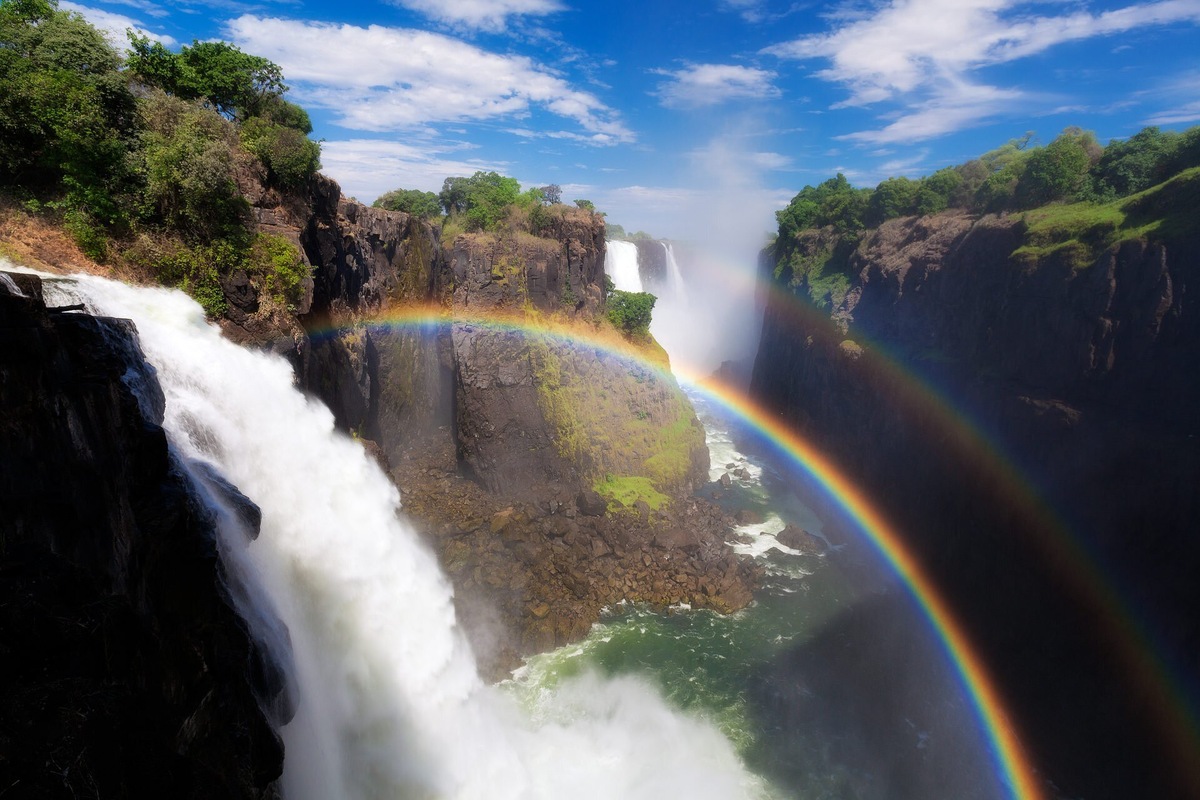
41 271 762 800
663 242 687 303
605 240 642 292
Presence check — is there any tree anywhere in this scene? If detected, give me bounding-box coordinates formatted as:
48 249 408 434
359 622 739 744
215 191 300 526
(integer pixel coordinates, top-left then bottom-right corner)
866 176 918 226
574 198 595 211
0 0 136 226
776 173 868 240
1016 128 1095 208
373 188 441 218
135 90 249 241
127 35 286 120
606 289 656 338
915 167 962 216
1082 126 1183 201
439 176 469 215
463 171 520 230
539 184 562 204
239 117 320 188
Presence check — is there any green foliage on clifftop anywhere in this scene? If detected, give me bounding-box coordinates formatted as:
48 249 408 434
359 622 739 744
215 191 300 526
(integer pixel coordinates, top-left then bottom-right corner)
772 124 1200 297
605 289 656 338
1013 167 1200 270
0 0 319 309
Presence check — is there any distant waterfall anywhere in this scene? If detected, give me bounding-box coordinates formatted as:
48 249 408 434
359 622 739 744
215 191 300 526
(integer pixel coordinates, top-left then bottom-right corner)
42 271 762 800
606 240 642 292
663 242 687 303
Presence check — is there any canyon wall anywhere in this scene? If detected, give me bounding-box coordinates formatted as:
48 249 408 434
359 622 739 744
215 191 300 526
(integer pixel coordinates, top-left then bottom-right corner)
196 177 742 676
751 208 1200 798
0 272 286 798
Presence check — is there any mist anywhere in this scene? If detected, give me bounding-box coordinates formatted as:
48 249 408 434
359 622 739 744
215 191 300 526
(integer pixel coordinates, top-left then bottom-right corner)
606 132 792 380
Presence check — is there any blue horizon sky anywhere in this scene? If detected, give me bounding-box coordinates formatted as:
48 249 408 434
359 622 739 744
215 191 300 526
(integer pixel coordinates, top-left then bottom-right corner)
63 0 1200 242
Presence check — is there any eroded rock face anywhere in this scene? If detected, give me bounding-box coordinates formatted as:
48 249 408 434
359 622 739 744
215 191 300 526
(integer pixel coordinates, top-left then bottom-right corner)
750 212 1200 798
269 185 736 669
0 273 285 799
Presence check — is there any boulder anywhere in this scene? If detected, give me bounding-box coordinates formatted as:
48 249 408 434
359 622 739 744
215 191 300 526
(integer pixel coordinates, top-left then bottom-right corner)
576 489 608 517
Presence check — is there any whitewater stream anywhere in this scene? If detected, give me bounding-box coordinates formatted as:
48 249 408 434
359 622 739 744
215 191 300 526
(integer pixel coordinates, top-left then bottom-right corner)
35 270 770 800
17 256 1010 799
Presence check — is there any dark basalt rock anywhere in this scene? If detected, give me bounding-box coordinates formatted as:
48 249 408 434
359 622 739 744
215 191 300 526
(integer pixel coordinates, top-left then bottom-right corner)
1 273 286 799
750 211 1200 798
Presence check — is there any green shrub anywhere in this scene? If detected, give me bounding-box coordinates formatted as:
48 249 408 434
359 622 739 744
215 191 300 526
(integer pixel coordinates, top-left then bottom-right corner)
374 187 440 218
249 232 309 308
606 289 656 338
240 116 320 188
136 91 249 241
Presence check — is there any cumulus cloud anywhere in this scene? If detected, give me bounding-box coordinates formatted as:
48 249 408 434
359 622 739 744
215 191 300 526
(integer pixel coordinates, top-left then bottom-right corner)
59 1 176 47
318 138 506 203
653 63 780 108
386 0 564 32
224 16 631 142
765 0 1200 141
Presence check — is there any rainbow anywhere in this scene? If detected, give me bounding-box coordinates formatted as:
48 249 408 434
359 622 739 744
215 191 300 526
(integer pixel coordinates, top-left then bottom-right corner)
308 307 1046 800
656 251 1200 790
747 278 1200 792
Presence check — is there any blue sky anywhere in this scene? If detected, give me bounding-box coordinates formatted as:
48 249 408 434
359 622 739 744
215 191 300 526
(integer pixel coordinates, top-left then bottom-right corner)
63 0 1200 241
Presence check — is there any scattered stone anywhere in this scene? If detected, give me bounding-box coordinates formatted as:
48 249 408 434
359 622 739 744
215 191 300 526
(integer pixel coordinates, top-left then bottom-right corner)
576 489 608 517
490 507 516 533
734 509 764 525
528 601 551 619
777 524 827 555
719 473 732 488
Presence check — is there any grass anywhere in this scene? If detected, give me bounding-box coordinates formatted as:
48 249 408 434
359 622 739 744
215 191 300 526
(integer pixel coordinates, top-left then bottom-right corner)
1012 167 1200 270
529 320 704 502
593 475 670 512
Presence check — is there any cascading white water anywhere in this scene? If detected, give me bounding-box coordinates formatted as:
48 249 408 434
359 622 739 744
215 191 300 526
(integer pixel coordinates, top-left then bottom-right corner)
606 240 642 292
34 268 764 800
663 242 687 303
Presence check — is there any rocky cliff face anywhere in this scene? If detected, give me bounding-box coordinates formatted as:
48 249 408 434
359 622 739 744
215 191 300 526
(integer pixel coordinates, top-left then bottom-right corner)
0 272 286 798
211 180 744 676
751 211 1200 798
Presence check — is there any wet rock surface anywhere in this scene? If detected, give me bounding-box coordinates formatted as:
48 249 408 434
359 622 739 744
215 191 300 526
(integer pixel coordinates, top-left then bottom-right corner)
1 273 285 798
388 436 759 680
232 178 753 676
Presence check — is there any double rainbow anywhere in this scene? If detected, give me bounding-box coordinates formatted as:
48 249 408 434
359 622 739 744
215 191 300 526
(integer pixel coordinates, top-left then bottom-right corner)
309 306 1045 800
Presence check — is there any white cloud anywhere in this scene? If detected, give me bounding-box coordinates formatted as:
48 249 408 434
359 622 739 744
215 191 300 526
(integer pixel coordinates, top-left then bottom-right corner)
1141 71 1200 125
653 63 780 108
387 0 563 32
719 0 768 23
59 1 176 47
839 81 1025 144
765 0 1200 140
225 16 632 142
318 138 506 203
1143 100 1200 125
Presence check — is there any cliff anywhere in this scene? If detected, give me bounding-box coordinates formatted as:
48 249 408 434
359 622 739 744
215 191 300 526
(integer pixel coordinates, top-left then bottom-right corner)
0 272 286 798
750 184 1200 798
198 179 747 676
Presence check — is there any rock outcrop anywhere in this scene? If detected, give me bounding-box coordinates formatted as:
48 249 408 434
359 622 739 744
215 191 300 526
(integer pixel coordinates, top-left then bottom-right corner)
751 209 1200 798
0 272 286 798
207 178 749 673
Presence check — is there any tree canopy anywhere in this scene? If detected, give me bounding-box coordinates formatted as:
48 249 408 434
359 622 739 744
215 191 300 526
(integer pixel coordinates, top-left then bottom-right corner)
373 187 441 218
126 35 286 121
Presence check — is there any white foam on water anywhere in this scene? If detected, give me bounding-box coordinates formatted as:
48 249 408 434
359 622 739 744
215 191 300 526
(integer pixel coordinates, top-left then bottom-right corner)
45 270 764 800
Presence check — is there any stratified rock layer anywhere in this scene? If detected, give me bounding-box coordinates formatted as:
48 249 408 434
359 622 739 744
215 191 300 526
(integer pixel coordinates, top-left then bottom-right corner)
751 210 1200 798
0 272 285 798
